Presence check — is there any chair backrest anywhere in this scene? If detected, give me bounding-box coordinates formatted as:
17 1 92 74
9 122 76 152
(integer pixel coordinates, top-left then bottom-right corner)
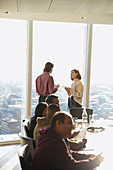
23 125 30 137
19 133 36 158
22 118 30 137
70 107 83 119
86 108 93 123
70 107 93 122
18 144 32 170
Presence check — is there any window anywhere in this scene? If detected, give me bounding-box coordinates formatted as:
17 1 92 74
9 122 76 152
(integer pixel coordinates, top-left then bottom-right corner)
0 19 27 142
32 21 86 113
90 24 113 119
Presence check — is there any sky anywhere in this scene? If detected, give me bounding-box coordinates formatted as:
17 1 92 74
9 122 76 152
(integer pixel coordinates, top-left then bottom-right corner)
0 19 27 81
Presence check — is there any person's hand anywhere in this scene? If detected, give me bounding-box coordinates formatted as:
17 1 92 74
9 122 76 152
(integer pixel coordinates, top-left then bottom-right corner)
89 154 95 158
64 87 71 96
56 84 60 88
65 87 68 90
65 87 71 93
68 87 71 90
82 138 87 145
55 84 60 88
65 87 71 90
72 131 80 138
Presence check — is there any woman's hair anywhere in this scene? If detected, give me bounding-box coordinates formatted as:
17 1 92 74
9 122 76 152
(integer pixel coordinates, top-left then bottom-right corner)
71 69 81 80
43 62 54 73
34 102 48 118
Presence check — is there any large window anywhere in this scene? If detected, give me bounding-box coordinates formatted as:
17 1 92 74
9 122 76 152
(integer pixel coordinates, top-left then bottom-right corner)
1 19 113 143
32 21 86 114
90 24 113 119
0 19 27 142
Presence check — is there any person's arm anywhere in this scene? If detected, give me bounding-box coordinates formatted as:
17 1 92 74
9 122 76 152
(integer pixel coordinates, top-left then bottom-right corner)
48 76 58 94
67 138 87 151
64 87 71 96
47 140 103 170
72 151 104 164
35 77 40 94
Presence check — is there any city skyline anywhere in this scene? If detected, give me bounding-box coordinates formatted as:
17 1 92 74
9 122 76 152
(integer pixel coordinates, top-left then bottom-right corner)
0 79 113 144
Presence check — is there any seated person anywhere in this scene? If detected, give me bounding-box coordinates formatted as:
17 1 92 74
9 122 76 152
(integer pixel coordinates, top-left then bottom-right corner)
28 102 48 138
45 94 59 106
31 111 103 170
45 94 87 149
33 104 60 142
33 102 87 150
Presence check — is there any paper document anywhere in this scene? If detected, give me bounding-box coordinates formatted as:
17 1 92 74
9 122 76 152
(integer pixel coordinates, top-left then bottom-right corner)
72 127 87 140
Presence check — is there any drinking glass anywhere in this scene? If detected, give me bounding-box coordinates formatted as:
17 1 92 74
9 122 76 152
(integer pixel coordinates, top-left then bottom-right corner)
72 117 78 128
89 114 94 125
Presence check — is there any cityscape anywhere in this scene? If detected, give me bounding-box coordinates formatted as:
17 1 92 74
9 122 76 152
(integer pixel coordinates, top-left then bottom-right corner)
0 81 113 137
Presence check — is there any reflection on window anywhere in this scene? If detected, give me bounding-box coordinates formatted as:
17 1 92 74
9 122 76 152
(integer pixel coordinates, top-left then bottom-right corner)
0 19 27 141
90 24 113 119
32 21 86 113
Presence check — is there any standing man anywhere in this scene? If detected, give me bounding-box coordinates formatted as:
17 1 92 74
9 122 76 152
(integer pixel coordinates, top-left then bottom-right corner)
36 62 60 103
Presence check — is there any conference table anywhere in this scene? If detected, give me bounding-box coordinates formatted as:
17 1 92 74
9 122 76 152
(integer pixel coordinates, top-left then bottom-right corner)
76 119 113 170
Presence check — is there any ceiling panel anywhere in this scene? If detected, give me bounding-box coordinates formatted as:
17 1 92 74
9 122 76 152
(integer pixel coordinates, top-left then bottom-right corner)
18 0 52 12
0 0 113 24
0 0 17 12
48 0 85 13
17 0 113 14
75 0 113 13
101 3 113 13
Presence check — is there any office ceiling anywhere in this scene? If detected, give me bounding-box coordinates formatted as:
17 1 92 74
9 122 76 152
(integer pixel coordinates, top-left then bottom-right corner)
0 0 113 24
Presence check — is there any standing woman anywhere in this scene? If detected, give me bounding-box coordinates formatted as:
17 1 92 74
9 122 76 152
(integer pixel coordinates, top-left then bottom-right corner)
36 62 60 103
65 69 84 109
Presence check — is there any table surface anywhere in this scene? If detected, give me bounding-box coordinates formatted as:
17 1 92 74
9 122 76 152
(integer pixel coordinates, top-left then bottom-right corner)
77 120 113 170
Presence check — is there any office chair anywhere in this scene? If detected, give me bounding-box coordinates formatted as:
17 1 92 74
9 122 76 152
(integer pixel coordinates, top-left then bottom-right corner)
19 133 36 158
86 108 93 123
70 107 93 122
23 125 30 137
70 107 84 119
22 118 30 137
18 144 32 170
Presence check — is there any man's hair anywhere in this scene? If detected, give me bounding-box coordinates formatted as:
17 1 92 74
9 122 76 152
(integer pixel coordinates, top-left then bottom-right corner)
43 62 54 73
45 95 58 105
50 111 72 128
47 104 60 118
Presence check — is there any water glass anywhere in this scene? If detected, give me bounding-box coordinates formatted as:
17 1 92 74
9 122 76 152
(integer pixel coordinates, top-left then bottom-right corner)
72 117 78 128
89 115 94 125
